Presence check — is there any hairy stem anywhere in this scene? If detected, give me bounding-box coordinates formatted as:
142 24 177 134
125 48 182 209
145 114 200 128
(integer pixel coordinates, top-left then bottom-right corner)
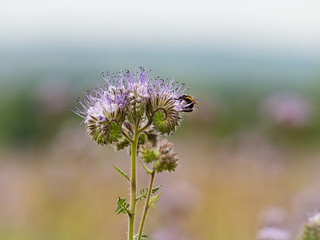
128 126 139 240
137 170 155 240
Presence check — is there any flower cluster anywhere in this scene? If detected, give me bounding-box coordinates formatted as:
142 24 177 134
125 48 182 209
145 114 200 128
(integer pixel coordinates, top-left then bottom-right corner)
139 139 179 173
73 68 195 146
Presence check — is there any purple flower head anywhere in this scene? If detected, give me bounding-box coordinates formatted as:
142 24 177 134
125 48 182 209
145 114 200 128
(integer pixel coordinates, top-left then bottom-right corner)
73 68 196 146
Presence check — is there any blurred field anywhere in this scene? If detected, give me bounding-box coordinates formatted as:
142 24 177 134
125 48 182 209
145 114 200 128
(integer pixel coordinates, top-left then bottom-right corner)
1 124 320 240
1 63 320 239
1 54 320 239
1 1 320 239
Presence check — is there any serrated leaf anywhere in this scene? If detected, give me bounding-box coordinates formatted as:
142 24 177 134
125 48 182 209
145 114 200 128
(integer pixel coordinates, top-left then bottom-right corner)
115 197 130 215
137 188 148 201
134 233 148 240
137 185 162 201
113 165 131 182
149 193 161 208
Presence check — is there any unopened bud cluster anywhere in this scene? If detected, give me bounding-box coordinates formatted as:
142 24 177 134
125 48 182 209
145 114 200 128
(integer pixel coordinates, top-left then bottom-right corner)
154 139 179 173
139 139 179 173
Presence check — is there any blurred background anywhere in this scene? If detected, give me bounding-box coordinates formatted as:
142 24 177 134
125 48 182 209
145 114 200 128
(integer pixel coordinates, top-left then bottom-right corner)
1 0 320 239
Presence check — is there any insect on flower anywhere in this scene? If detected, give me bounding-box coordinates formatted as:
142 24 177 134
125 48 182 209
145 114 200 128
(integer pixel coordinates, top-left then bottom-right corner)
177 94 197 112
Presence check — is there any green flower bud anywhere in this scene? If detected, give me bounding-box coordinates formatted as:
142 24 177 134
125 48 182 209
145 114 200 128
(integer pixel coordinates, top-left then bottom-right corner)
147 94 181 136
139 142 159 164
87 117 123 145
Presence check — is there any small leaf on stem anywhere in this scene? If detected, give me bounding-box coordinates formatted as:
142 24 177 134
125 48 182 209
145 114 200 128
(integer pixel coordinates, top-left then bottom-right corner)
134 233 148 240
137 185 161 201
149 193 161 208
113 165 131 182
115 197 130 215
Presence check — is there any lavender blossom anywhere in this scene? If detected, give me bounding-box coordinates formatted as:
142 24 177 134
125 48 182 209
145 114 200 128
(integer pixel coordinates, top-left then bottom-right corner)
73 68 193 145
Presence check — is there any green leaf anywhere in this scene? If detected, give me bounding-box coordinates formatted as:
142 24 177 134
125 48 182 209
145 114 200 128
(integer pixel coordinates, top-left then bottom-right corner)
151 185 161 194
134 233 148 240
115 197 130 215
137 188 148 201
149 193 161 208
139 160 152 174
113 165 131 182
137 185 161 201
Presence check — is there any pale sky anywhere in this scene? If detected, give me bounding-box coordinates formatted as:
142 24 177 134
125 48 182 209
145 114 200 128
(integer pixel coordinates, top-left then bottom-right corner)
1 0 320 52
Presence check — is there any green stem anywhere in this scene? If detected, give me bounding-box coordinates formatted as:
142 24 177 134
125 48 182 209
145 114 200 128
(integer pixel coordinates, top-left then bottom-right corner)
137 170 155 240
128 127 139 240
121 128 133 143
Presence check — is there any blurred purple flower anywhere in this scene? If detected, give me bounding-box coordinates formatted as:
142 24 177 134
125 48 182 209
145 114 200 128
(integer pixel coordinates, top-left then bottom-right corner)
36 79 69 115
258 206 288 227
257 226 290 240
158 181 200 218
256 207 290 240
151 226 193 240
261 92 314 128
